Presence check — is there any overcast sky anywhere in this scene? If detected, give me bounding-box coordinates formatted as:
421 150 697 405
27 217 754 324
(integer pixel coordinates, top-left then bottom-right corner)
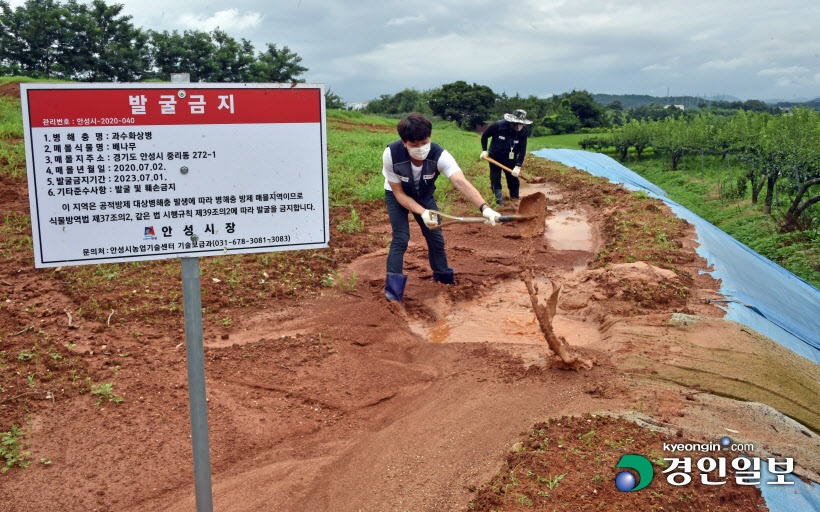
11 0 820 103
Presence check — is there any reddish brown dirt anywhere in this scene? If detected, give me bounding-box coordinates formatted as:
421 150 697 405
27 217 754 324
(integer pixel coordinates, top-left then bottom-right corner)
0 82 21 98
328 117 395 133
471 414 766 511
2 142 806 511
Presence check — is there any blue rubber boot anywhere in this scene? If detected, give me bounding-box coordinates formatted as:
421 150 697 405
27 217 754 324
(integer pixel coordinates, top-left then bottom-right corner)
385 273 408 302
433 268 454 285
493 188 504 206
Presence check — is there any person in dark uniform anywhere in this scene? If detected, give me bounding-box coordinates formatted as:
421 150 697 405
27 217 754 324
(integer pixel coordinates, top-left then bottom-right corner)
382 113 501 302
480 109 533 207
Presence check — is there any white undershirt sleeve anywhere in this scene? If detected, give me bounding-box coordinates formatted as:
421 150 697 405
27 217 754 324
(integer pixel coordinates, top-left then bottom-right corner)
438 150 461 178
382 147 401 191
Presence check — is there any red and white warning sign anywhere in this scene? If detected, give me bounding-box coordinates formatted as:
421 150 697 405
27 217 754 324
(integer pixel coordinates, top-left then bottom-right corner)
21 83 329 268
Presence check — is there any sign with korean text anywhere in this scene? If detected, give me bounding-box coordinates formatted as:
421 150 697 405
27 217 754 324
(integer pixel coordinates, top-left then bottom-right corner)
21 83 329 268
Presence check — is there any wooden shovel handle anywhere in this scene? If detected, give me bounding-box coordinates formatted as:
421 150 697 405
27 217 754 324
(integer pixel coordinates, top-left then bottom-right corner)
481 155 532 182
428 215 534 230
428 218 486 230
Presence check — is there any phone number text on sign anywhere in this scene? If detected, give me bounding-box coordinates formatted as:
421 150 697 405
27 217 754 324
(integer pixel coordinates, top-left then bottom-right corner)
22 83 329 268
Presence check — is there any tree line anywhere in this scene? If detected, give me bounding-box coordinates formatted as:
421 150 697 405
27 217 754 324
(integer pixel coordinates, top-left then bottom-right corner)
361 82 788 136
580 109 820 231
364 82 612 135
0 0 309 84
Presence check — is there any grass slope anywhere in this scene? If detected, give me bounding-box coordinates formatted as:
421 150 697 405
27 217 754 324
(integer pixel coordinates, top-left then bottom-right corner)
617 152 820 289
327 110 492 212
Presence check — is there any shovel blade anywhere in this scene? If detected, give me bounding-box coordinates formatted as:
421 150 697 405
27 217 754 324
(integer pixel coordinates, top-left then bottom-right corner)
516 192 547 237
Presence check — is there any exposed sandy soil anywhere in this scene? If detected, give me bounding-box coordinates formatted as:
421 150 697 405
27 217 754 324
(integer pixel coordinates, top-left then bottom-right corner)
329 117 395 133
1 113 818 511
0 82 21 98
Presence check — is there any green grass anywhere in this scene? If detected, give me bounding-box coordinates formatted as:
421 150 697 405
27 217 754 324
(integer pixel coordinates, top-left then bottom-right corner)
337 207 364 233
529 133 590 150
610 152 820 288
0 210 32 257
326 126 394 204
0 76 68 85
530 133 820 287
326 109 395 127
1 76 72 139
326 111 492 212
90 382 124 405
0 97 23 139
0 140 25 178
1 425 31 472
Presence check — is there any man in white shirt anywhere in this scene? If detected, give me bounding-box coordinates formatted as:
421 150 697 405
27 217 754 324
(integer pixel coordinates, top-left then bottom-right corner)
383 113 501 302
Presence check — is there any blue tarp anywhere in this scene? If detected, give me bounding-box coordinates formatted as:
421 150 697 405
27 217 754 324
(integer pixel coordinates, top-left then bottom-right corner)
533 149 820 512
759 463 820 512
533 149 820 365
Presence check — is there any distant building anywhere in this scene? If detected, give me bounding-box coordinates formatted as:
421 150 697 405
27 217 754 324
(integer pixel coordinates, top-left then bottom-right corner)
664 104 685 111
347 101 369 111
779 106 792 113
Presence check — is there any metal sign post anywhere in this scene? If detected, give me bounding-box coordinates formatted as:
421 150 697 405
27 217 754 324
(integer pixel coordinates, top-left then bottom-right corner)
172 73 213 512
181 256 213 511
20 78 329 511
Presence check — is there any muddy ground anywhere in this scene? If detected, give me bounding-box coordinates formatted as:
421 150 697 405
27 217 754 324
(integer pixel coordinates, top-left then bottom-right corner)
1 112 819 511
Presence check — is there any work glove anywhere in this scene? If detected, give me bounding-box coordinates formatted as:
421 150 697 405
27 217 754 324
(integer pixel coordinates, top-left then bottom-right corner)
512 166 521 178
421 209 438 227
480 150 488 160
482 207 501 226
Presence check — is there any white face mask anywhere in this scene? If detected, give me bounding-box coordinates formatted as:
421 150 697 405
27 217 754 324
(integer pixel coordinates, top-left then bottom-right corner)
406 142 431 161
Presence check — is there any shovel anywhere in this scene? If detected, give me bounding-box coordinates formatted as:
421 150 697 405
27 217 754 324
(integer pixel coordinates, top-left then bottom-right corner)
481 154 537 183
428 191 547 237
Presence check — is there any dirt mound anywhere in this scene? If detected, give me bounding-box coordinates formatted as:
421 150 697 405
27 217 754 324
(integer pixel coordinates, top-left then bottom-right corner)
0 81 21 98
469 414 767 511
559 261 692 323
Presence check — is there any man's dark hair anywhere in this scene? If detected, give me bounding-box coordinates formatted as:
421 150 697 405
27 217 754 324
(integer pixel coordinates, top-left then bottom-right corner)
397 112 432 142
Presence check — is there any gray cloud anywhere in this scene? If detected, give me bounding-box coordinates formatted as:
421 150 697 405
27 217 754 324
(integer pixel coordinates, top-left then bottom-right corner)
757 66 810 76
178 8 263 32
642 65 672 72
7 0 820 102
385 15 427 27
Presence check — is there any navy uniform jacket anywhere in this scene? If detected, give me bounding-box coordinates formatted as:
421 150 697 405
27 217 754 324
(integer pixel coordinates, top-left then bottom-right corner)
481 120 529 168
387 140 444 203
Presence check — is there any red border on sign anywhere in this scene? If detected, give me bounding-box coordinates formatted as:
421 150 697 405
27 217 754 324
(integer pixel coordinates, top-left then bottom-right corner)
27 87 321 127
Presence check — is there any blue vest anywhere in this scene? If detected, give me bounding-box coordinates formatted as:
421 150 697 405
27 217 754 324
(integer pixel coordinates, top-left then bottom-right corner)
388 140 444 202
486 120 529 166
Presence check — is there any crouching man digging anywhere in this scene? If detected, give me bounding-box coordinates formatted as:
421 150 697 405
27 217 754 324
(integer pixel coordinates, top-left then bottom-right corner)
383 113 501 302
